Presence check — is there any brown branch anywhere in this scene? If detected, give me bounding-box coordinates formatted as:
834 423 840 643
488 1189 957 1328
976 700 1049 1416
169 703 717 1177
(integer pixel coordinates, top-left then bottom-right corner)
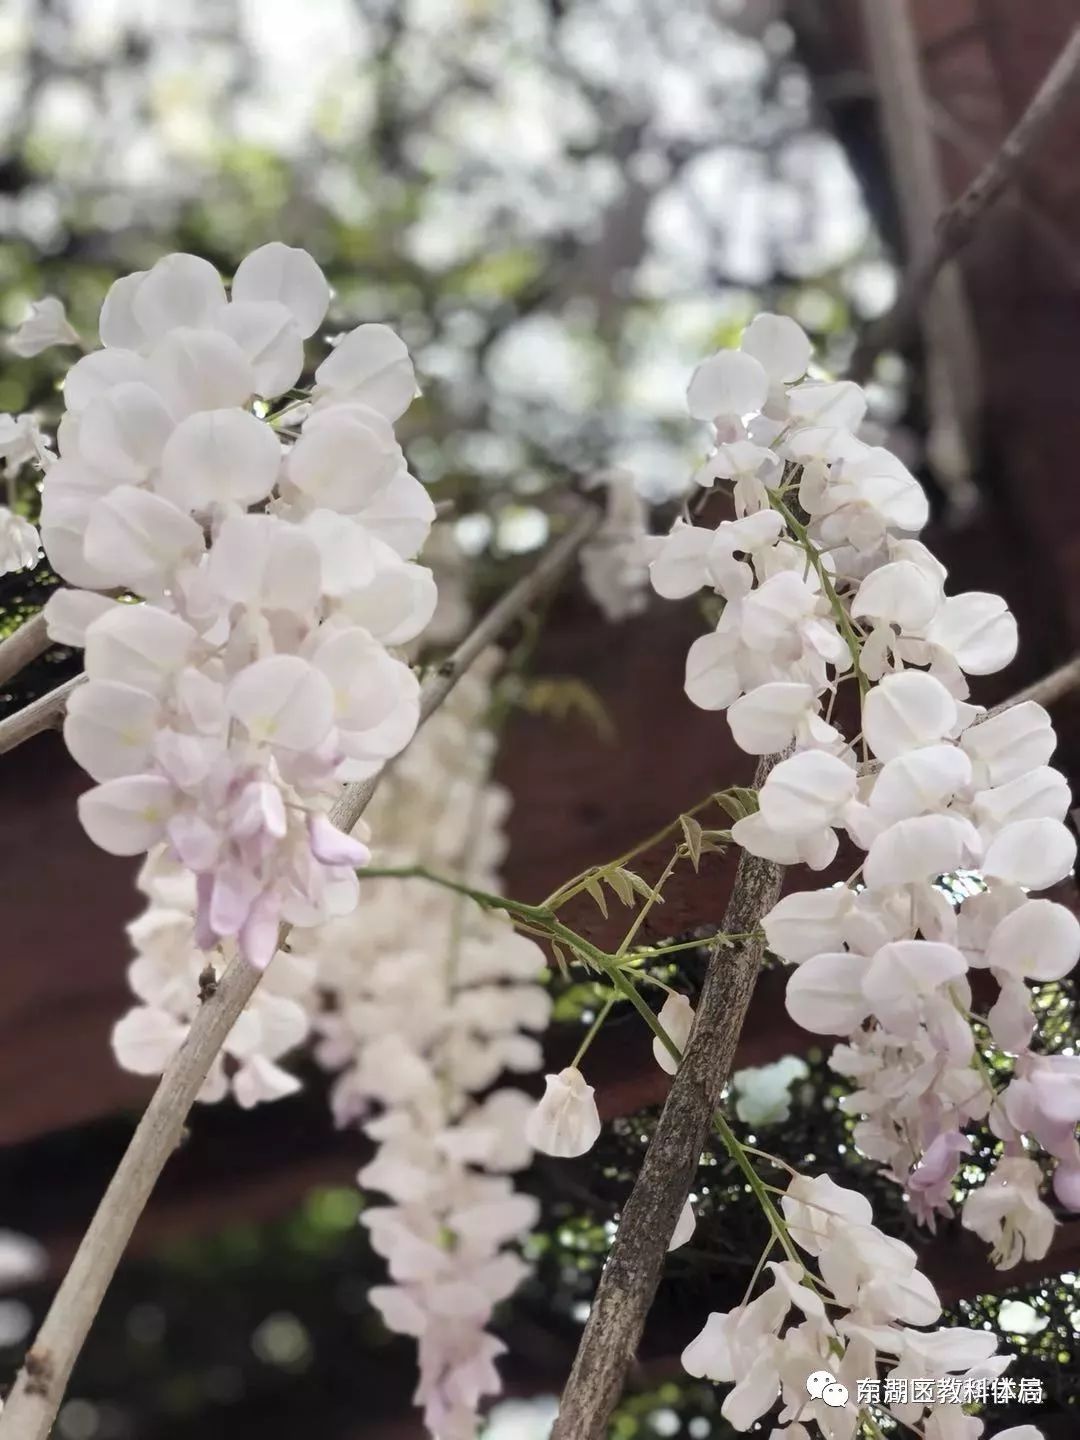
851 23 1080 379
0 674 80 754
854 0 980 504
0 611 51 689
550 751 786 1440
0 505 600 1440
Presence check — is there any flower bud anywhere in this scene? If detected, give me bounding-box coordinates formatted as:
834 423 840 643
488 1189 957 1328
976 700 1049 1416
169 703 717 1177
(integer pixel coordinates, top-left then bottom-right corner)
525 1066 601 1158
653 992 695 1075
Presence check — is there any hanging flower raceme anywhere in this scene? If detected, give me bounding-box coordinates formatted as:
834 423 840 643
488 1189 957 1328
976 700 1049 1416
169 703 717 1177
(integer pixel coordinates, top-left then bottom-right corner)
650 312 1078 1267
682 1169 1030 1438
294 659 550 1440
40 245 437 969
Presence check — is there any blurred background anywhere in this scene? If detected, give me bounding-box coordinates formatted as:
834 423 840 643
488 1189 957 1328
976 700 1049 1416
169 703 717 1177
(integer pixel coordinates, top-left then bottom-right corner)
1 1 1080 1436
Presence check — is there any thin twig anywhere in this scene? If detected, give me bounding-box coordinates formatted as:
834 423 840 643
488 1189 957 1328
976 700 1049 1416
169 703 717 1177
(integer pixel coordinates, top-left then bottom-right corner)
0 505 600 1440
851 23 1080 378
0 611 51 690
0 674 80 754
854 0 980 506
550 752 787 1440
990 653 1080 715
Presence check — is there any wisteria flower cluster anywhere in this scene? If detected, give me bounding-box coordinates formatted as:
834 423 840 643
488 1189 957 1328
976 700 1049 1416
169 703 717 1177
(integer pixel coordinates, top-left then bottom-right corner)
111 849 316 1107
295 660 550 1440
648 312 1078 1272
41 246 437 967
683 1170 1029 1440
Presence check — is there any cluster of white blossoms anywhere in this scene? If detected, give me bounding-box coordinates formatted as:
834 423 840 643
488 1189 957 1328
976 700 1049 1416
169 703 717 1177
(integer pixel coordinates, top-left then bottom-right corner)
111 848 316 1107
0 412 53 576
683 1170 1039 1440
40 245 437 968
293 660 551 1440
579 468 651 622
648 313 1079 1285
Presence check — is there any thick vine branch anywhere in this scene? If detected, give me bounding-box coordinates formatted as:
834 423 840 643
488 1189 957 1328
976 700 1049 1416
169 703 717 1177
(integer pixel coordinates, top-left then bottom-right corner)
549 751 786 1440
0 611 51 690
0 505 599 1440
851 23 1080 378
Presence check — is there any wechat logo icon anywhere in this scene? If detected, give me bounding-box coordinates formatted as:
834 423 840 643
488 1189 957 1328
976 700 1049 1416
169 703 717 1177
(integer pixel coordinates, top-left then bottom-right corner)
806 1371 849 1408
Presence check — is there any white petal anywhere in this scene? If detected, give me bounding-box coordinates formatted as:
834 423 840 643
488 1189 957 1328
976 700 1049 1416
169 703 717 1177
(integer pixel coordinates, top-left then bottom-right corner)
727 682 815 755
758 750 856 835
732 812 839 869
685 630 741 711
112 1006 186 1074
686 350 768 421
232 1055 302 1109
212 300 304 397
207 513 321 615
863 671 958 761
681 1312 734 1381
227 655 335 751
982 818 1076 889
986 899 1080 982
763 888 854 965
159 408 281 511
868 743 973 824
148 328 255 417
287 409 401 512
785 952 871 1033
648 524 715 599
851 560 941 631
231 243 329 338
862 940 967 1024
740 313 811 383
786 380 866 430
524 1067 601 1157
653 993 694 1075
960 701 1055 786
297 509 379 594
78 381 175 481
64 680 160 780
78 774 176 854
353 469 435 558
83 485 204 591
863 813 982 888
98 271 149 349
927 592 1017 675
973 765 1070 835
63 349 150 414
43 589 119 646
315 323 417 419
131 253 227 340
668 1196 696 1251
40 492 116 588
338 558 438 646
84 603 196 694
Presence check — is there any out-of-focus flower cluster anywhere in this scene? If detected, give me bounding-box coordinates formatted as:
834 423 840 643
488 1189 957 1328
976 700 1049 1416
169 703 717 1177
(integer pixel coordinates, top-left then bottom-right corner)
296 660 550 1440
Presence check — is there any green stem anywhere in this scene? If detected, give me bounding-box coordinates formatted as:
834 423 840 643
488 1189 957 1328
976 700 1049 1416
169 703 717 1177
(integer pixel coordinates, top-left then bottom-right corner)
615 847 680 956
571 992 618 1068
712 1111 802 1266
768 490 868 703
543 794 722 911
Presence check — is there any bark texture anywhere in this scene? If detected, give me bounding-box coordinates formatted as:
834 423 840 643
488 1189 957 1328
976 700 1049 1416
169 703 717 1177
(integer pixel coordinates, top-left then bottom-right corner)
550 752 786 1440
